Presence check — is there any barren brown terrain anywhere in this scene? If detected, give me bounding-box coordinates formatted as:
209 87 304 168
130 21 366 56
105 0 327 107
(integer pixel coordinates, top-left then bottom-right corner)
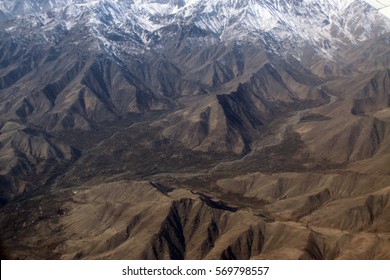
0 0 390 260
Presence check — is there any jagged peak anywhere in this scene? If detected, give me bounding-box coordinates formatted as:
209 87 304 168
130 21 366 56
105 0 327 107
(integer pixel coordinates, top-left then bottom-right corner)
1 0 389 60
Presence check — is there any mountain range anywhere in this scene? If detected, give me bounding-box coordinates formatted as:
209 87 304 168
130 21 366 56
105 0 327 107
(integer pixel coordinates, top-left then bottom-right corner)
0 0 390 260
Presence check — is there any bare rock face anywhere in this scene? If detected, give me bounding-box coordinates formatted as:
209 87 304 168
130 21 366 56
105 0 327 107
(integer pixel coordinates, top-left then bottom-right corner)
0 0 390 259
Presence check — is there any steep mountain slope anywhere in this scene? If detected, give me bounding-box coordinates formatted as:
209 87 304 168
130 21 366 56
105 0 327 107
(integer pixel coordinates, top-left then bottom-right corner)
0 0 390 259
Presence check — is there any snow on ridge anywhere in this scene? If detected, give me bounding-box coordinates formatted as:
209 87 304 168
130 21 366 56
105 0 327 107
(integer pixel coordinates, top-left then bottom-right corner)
1 0 389 57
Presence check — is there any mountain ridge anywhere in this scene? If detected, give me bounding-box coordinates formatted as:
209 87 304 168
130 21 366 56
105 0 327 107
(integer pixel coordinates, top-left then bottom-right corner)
0 0 390 260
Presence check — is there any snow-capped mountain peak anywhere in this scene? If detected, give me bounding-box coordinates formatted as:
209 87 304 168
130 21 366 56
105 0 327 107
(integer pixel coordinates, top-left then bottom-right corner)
1 0 389 59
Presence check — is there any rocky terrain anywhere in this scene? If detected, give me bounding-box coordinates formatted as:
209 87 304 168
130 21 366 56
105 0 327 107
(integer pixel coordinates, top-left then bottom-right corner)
0 0 389 259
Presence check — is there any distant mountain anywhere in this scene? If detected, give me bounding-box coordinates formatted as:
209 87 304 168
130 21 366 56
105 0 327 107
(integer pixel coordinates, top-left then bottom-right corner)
1 0 388 128
1 1 388 51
